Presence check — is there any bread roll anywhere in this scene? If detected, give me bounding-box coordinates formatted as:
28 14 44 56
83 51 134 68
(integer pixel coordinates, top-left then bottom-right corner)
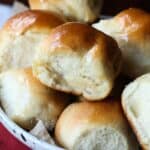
29 0 103 23
0 10 64 72
122 73 150 150
33 22 122 101
0 68 70 130
55 100 138 150
93 8 150 78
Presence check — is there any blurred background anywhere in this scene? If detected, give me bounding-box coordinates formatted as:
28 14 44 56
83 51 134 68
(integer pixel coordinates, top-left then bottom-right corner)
0 0 150 15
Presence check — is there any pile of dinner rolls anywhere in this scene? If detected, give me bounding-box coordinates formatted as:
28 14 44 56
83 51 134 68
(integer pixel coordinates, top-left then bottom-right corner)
0 0 150 149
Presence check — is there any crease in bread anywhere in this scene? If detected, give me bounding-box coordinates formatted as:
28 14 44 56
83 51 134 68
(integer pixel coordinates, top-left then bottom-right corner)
55 100 138 150
0 68 70 130
122 73 150 150
93 8 150 78
0 10 65 72
33 22 122 101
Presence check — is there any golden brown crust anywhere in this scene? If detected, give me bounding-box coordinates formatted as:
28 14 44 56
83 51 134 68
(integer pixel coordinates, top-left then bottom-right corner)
43 22 121 75
33 22 122 100
115 8 150 78
115 8 150 46
45 22 115 51
55 99 128 147
93 8 150 78
58 99 125 127
0 10 65 72
3 10 65 34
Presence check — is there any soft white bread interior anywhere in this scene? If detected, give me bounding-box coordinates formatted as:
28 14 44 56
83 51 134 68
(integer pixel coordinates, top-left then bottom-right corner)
0 10 65 72
33 22 122 101
55 100 138 150
93 8 150 78
29 0 103 23
0 68 70 130
122 73 150 150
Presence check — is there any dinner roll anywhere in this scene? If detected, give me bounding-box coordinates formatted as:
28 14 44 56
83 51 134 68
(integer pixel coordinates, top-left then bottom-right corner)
122 73 150 150
93 8 150 78
0 68 70 130
29 0 103 23
33 22 122 101
55 100 138 150
0 10 64 72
